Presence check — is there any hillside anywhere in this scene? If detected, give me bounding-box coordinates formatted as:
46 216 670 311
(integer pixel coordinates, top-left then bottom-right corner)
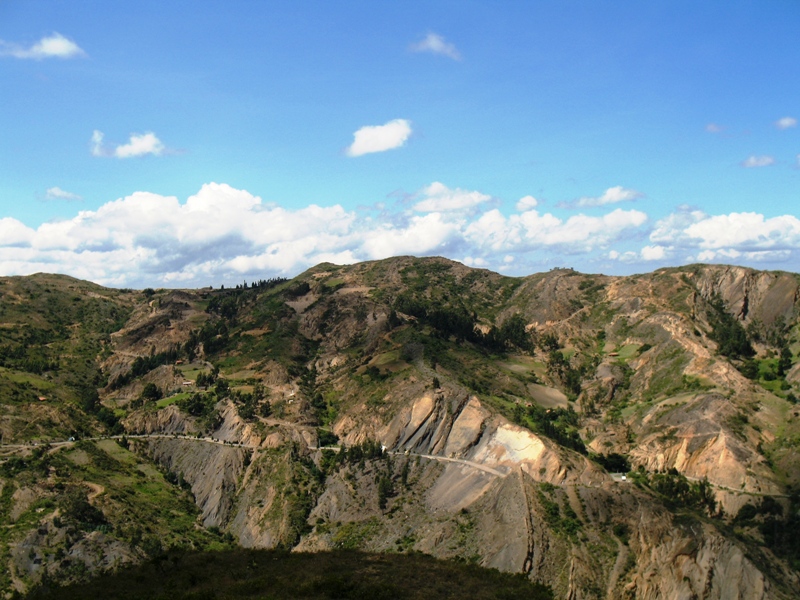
2 258 800 599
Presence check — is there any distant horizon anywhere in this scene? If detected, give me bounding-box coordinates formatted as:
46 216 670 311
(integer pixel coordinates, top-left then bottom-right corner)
6 254 798 292
2 2 799 287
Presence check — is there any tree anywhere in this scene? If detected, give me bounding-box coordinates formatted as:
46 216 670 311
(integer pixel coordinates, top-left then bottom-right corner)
140 382 162 403
778 346 793 377
378 474 393 510
214 378 229 396
707 295 754 359
739 359 759 380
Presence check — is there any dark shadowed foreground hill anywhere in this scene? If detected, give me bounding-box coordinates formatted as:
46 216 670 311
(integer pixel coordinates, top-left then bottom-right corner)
25 549 553 600
2 258 800 598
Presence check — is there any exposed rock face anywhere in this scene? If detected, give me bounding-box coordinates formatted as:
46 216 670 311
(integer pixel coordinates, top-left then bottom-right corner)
694 265 799 326
141 438 246 528
630 393 779 499
123 403 196 434
624 519 773 600
8 516 141 595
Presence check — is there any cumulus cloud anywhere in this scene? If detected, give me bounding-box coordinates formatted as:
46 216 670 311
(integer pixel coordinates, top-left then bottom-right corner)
45 187 82 201
465 207 647 253
0 182 659 287
409 33 461 60
12 182 798 286
412 182 491 212
608 244 673 264
683 213 800 249
115 132 165 158
91 130 166 158
515 195 538 211
563 186 644 209
640 245 668 261
0 183 360 287
741 155 775 168
0 218 34 247
696 249 791 263
0 33 85 59
775 116 797 130
647 207 800 267
346 119 411 157
362 212 463 259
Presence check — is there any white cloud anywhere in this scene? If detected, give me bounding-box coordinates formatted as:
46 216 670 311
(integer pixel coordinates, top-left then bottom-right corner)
609 245 672 264
609 250 640 263
684 213 800 249
0 184 361 286
11 183 798 287
409 33 461 60
45 187 82 201
0 218 34 246
413 182 491 212
465 207 647 253
361 212 462 259
0 182 657 287
640 245 668 261
696 249 791 263
567 186 644 208
115 132 165 158
91 130 166 158
0 33 85 59
90 130 106 157
696 248 740 261
649 208 800 268
462 256 489 267
515 195 538 211
741 155 775 168
705 123 725 133
650 205 707 245
775 116 797 130
346 119 411 157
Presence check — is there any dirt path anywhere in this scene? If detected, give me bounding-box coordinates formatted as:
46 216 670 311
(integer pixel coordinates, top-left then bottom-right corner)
565 484 585 521
606 537 629 596
84 482 105 503
683 473 790 498
405 452 510 477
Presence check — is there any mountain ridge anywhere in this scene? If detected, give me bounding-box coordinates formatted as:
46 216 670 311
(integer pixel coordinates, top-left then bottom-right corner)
1 257 799 598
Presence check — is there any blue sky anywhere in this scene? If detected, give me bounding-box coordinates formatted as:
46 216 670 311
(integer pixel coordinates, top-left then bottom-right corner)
1 1 799 287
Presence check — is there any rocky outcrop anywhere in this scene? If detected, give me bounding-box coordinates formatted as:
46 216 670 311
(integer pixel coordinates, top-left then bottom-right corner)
141 437 246 527
123 403 197 435
9 518 140 595
693 265 799 326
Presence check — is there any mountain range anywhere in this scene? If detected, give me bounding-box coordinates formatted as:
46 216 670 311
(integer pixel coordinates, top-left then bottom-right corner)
1 257 799 599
